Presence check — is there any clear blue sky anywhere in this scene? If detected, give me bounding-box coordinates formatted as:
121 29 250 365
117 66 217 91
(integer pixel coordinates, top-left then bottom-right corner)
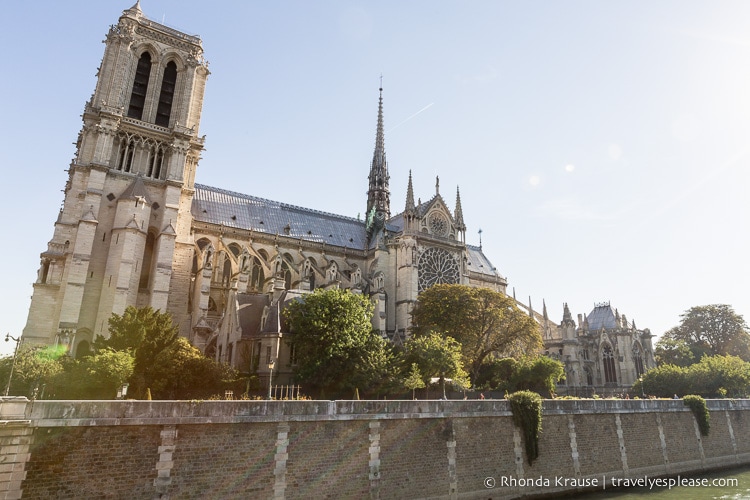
2 1 749 356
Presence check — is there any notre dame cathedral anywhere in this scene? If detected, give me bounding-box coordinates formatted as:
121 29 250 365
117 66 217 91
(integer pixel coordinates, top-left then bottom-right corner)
22 2 655 394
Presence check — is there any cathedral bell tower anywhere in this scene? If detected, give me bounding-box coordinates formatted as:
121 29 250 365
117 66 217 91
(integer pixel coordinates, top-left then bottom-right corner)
22 2 209 354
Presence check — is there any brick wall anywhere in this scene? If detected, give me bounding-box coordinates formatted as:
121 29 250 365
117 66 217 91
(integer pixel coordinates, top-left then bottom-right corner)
0 398 748 499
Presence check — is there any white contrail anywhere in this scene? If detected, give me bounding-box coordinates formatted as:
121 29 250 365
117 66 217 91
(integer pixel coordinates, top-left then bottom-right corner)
389 102 434 132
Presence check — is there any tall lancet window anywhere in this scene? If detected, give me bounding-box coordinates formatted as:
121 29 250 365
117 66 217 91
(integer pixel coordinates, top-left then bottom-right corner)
602 344 617 384
128 52 152 120
155 62 177 127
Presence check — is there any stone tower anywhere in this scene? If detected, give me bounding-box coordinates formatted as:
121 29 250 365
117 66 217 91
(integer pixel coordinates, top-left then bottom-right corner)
22 2 209 355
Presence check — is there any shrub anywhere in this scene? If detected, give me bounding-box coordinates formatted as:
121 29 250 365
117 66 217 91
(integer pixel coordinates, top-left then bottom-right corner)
508 390 543 465
683 394 710 436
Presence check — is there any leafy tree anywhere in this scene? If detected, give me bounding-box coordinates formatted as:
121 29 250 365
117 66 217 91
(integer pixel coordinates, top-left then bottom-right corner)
404 332 468 398
511 356 565 396
403 363 426 399
51 349 135 399
475 356 564 397
633 355 750 398
654 337 695 367
632 364 689 398
150 337 239 399
410 284 542 381
96 306 237 399
0 344 65 398
689 355 750 398
283 288 395 398
475 357 518 391
657 305 750 363
95 306 180 397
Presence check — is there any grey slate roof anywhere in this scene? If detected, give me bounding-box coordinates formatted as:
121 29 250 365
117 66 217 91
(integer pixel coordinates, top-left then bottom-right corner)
192 184 503 280
466 244 503 279
193 184 368 249
586 304 618 331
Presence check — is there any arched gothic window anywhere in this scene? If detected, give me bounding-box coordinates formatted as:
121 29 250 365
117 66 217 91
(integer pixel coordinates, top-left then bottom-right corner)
116 139 136 172
251 257 264 292
128 52 152 120
327 262 338 282
155 61 177 127
222 258 232 287
602 344 617 384
282 261 291 290
147 145 165 179
633 343 645 378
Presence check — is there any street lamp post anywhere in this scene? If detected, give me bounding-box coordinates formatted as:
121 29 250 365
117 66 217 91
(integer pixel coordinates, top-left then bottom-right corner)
4 334 21 397
267 359 275 400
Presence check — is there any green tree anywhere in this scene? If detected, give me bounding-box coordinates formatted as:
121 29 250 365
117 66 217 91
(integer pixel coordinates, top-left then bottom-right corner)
404 332 468 399
96 306 180 397
410 284 542 381
0 344 65 398
474 356 564 396
150 337 238 399
475 357 518 391
96 306 236 399
403 363 426 399
283 288 395 398
52 349 135 399
657 305 750 363
511 356 565 397
689 355 750 398
632 364 690 398
633 355 750 398
654 337 695 367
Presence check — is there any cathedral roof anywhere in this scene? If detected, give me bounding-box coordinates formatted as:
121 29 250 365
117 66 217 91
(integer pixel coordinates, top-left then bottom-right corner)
192 184 369 249
466 244 503 279
586 303 619 330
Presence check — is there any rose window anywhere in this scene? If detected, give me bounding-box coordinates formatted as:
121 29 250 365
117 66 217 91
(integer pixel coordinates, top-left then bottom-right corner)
428 212 449 237
418 247 459 292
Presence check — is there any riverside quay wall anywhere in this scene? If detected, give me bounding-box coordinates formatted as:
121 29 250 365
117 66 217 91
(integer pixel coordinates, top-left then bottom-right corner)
0 398 749 499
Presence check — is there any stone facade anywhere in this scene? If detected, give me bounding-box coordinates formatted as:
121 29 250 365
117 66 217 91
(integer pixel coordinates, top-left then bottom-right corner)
21 3 654 392
539 302 657 395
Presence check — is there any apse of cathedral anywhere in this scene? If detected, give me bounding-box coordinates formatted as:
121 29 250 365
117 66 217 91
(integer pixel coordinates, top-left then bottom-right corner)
21 2 655 393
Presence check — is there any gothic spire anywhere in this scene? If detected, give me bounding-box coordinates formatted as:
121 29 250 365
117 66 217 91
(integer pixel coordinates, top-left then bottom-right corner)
454 186 465 228
367 85 390 221
405 170 415 213
542 299 548 322
562 302 575 327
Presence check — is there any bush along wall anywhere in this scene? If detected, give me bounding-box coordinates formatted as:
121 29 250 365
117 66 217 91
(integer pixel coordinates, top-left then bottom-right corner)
508 390 543 464
683 394 710 436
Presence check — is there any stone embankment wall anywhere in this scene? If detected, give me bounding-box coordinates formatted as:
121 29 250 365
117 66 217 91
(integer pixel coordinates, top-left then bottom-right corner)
0 397 748 499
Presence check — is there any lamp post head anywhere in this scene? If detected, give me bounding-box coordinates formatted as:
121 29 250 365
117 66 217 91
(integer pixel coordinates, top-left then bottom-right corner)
268 359 276 371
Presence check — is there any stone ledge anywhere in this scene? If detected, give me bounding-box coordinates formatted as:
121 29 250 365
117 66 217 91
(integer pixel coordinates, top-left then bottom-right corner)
2 398 747 427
